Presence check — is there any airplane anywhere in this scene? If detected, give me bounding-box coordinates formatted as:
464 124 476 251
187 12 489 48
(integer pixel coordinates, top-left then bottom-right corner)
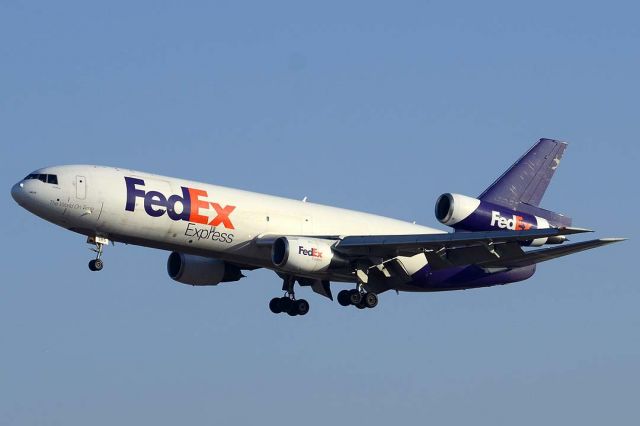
10 138 625 316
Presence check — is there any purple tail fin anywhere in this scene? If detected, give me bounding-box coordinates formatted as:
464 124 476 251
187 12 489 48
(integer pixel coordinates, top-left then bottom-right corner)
478 138 572 227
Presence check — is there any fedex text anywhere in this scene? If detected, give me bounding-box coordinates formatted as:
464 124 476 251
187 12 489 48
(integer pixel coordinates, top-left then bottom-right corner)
298 246 323 259
125 177 236 229
490 210 533 231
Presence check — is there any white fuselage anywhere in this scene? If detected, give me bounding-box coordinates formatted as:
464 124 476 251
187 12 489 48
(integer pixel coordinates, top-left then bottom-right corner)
11 165 443 281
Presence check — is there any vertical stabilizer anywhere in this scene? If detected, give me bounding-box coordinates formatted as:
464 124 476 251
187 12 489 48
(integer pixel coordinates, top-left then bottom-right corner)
478 138 571 227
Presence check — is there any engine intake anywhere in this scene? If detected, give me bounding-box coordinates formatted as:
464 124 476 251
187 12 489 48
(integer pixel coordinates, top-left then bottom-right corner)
435 193 481 226
167 252 243 286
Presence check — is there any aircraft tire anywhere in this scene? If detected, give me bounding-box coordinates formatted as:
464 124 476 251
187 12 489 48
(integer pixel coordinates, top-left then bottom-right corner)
88 259 103 271
269 297 282 314
348 290 362 305
280 297 291 310
295 299 310 316
337 290 351 306
363 292 378 308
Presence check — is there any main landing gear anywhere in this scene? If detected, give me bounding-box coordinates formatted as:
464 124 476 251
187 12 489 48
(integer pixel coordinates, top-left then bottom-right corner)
87 236 109 272
269 296 310 316
337 288 378 309
338 265 379 309
269 275 310 316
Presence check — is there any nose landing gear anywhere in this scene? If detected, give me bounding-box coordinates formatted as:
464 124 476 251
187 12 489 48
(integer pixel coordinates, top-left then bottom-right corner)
87 236 109 272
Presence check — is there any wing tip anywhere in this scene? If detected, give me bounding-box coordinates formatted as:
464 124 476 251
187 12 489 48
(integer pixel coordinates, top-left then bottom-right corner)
599 237 627 243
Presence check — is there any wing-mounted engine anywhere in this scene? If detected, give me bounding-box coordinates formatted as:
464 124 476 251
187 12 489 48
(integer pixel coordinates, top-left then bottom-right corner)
435 193 566 246
271 236 350 275
167 252 244 286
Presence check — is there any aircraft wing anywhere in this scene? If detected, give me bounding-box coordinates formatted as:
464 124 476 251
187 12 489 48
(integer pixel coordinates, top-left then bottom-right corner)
331 227 611 271
334 227 590 258
256 227 621 273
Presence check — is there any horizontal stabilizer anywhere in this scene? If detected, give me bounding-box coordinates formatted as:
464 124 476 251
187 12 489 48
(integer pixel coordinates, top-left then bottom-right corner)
479 238 626 269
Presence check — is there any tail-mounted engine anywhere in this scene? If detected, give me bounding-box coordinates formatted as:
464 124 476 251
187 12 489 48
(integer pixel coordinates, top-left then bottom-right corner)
435 193 566 246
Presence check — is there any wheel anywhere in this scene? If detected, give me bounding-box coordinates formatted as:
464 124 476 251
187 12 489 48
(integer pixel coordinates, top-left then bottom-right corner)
94 259 103 271
269 297 282 314
363 292 378 308
286 304 298 316
286 299 309 316
280 297 291 310
294 299 310 316
349 289 362 305
279 297 296 316
88 259 103 271
337 290 351 306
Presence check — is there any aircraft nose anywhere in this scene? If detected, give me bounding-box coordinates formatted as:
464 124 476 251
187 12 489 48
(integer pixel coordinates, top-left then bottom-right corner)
11 182 26 205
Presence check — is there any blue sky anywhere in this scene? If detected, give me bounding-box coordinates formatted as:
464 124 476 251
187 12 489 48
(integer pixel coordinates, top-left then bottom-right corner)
1 1 638 425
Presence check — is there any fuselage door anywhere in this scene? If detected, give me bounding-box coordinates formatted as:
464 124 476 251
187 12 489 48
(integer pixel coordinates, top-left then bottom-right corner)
76 176 86 199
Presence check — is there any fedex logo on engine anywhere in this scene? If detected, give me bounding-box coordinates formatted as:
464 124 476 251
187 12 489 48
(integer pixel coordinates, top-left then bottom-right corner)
490 211 533 231
124 177 236 229
298 246 323 259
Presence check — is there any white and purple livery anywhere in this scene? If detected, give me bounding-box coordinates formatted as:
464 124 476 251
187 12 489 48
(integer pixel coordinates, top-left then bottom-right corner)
10 139 624 316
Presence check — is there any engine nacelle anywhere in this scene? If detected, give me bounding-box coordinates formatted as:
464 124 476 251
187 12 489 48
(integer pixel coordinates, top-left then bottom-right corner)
435 193 566 247
271 236 349 275
167 252 244 286
435 193 482 227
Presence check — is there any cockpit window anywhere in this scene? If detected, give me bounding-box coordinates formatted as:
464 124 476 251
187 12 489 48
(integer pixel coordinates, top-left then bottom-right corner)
24 174 59 185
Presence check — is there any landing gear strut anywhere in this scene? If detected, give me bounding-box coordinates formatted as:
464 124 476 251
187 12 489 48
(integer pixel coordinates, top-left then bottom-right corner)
269 275 310 316
87 236 109 272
